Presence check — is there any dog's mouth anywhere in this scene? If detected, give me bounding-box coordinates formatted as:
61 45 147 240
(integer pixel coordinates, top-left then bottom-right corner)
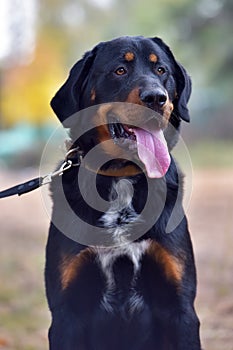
108 119 136 143
108 113 171 178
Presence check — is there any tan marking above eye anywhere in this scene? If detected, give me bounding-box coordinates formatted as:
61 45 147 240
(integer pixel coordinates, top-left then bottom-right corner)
124 52 135 61
149 53 158 63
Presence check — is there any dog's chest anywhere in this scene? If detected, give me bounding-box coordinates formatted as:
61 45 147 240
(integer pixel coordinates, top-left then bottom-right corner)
95 179 149 312
96 240 150 286
97 178 146 284
96 240 150 313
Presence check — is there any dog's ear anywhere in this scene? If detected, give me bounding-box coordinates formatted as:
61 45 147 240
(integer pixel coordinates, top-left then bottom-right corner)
151 37 192 122
50 44 101 126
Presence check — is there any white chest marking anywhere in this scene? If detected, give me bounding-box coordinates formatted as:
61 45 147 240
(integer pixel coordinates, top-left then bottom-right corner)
97 179 148 313
97 240 150 280
99 179 142 245
96 240 150 313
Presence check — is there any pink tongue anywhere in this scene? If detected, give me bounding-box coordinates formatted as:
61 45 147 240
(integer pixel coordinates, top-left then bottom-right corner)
133 128 171 178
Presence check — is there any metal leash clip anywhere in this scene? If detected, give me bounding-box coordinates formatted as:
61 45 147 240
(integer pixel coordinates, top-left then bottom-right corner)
41 160 73 186
0 146 83 199
42 146 83 185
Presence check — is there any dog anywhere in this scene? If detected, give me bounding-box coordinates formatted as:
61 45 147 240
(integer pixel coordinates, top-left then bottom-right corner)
46 36 202 349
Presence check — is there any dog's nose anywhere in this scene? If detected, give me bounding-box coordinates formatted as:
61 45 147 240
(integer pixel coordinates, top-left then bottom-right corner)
140 89 167 108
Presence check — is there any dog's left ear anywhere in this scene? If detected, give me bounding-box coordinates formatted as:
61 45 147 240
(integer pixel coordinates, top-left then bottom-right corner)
50 44 102 126
151 37 192 122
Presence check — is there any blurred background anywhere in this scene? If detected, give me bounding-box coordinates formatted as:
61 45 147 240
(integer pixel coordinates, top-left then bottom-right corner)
0 0 232 349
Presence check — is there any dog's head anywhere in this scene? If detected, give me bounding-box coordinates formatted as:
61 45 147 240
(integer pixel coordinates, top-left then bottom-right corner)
51 36 191 178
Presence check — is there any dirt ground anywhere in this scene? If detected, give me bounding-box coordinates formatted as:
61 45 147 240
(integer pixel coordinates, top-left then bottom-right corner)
0 168 232 350
189 169 233 350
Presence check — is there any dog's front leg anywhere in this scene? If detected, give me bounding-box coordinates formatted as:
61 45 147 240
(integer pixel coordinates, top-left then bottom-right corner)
170 306 202 350
48 309 87 350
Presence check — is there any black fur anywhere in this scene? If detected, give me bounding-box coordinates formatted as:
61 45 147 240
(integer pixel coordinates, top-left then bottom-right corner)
46 36 201 350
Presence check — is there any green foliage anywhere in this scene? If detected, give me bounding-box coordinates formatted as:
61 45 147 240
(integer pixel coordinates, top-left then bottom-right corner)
189 141 233 168
1 0 232 131
36 0 233 105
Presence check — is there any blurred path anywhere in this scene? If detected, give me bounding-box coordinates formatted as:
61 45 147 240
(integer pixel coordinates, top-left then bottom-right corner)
0 169 233 349
189 169 233 350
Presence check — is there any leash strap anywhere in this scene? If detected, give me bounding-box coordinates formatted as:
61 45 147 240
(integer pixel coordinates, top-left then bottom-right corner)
0 177 44 198
0 147 82 199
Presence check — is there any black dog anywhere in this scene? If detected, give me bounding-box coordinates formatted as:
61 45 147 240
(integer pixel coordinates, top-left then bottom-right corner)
46 36 202 349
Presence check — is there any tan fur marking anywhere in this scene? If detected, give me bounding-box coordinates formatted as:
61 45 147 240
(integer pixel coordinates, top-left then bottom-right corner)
162 99 174 124
149 53 158 63
94 103 112 126
91 88 96 103
92 105 135 169
94 104 134 159
125 87 143 105
60 248 95 290
147 241 183 284
92 104 124 159
96 164 143 177
95 125 122 156
89 104 144 176
125 52 135 61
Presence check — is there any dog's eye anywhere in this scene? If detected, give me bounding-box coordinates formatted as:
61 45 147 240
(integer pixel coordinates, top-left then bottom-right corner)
115 67 127 76
157 66 166 75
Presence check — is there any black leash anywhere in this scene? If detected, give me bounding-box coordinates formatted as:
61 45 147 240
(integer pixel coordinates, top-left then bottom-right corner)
0 147 82 199
0 176 44 198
